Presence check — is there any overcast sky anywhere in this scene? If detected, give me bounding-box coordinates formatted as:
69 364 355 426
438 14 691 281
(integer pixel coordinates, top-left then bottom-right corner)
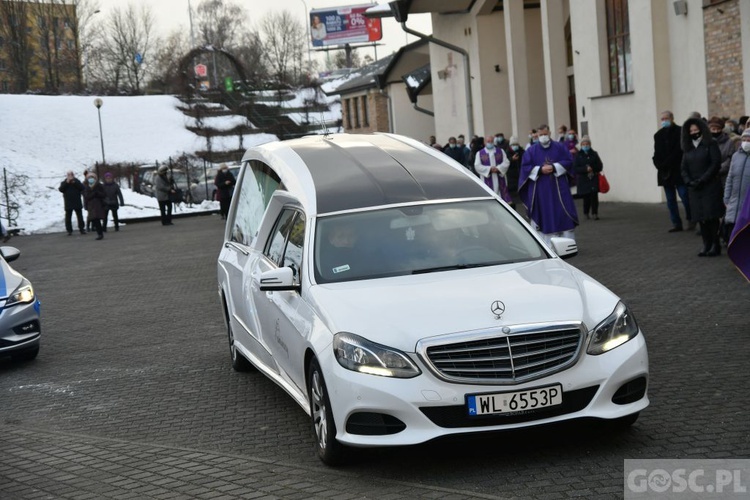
97 0 431 65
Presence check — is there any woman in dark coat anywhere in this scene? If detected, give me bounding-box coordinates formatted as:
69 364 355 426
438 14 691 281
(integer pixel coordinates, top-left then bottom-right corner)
573 135 603 220
84 173 106 240
681 117 724 256
214 164 236 220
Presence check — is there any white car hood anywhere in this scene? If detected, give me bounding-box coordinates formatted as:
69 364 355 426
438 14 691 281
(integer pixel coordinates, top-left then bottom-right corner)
308 259 620 352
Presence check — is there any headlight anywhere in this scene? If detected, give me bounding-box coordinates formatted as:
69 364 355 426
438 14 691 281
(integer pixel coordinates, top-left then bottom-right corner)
333 332 421 378
587 301 639 355
6 279 35 307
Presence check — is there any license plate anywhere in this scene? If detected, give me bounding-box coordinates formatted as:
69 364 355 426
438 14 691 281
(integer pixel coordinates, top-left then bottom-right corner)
467 384 563 416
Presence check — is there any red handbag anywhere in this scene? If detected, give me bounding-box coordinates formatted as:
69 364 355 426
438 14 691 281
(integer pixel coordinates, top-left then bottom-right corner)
598 173 610 194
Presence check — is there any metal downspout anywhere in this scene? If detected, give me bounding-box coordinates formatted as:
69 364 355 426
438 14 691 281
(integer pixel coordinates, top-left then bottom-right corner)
399 22 474 138
413 101 434 117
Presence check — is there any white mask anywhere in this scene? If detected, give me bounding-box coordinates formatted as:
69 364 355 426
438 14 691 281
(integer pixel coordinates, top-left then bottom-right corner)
538 135 551 146
741 141 750 153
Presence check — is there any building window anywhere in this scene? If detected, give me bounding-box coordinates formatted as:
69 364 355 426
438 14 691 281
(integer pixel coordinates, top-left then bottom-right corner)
606 0 632 94
353 97 360 128
362 95 369 127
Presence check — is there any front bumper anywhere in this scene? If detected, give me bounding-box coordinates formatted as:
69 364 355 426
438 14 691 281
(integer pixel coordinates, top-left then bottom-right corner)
321 331 648 447
0 299 41 355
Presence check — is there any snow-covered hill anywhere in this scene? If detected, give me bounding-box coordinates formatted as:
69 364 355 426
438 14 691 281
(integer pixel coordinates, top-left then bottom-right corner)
0 95 278 234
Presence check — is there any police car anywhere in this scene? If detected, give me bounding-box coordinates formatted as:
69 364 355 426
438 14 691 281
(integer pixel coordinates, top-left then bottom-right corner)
0 246 41 362
216 133 649 465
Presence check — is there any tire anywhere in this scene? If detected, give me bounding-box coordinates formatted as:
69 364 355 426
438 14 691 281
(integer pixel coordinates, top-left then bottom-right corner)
227 322 254 372
307 358 346 466
12 344 39 362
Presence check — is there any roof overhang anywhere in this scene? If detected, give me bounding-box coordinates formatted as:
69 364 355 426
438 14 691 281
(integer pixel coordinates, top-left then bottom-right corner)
365 0 477 20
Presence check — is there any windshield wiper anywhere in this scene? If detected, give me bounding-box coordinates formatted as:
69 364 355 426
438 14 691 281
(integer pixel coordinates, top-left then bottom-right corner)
411 263 488 275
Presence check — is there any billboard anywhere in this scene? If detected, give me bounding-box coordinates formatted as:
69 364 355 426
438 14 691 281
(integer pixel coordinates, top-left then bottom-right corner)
310 4 382 47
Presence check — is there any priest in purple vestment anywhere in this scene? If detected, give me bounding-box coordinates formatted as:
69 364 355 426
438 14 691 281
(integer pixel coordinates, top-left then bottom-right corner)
519 124 579 245
474 135 512 204
728 186 750 282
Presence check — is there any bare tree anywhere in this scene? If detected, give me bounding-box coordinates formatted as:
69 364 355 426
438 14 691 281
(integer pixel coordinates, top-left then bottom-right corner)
27 0 68 92
58 0 102 91
0 0 32 92
100 3 156 94
235 29 267 88
149 29 190 93
260 9 304 86
194 0 245 49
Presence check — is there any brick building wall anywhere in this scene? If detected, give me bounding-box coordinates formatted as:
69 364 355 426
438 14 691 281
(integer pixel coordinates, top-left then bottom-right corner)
341 91 390 134
703 0 744 118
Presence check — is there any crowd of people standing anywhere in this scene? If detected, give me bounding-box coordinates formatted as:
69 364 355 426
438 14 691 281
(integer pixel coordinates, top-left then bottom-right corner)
430 125 600 245
653 111 750 260
59 170 124 240
429 111 750 275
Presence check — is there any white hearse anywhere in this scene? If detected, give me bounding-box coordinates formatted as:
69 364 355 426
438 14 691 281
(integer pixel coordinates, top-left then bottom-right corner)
217 133 648 465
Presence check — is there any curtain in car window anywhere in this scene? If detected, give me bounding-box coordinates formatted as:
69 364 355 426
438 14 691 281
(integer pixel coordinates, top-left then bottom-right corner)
231 160 282 246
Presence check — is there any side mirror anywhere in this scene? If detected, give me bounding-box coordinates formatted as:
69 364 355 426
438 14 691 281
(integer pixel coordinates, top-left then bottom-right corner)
259 266 300 292
549 237 578 260
0 246 21 263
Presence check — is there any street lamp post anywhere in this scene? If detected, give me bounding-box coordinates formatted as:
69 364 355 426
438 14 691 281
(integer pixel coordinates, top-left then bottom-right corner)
93 98 105 178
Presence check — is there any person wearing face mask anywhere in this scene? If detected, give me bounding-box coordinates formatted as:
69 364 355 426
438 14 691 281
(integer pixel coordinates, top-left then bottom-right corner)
681 117 723 256
562 129 579 158
556 125 568 142
653 110 692 233
443 136 467 167
723 129 750 246
519 124 579 245
506 136 524 198
493 133 511 157
707 116 740 189
573 136 603 220
475 135 512 205
59 170 86 235
83 173 106 240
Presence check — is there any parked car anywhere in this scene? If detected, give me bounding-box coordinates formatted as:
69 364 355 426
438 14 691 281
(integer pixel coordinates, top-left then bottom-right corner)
216 133 649 465
139 168 190 202
0 246 41 362
133 164 157 194
138 169 158 197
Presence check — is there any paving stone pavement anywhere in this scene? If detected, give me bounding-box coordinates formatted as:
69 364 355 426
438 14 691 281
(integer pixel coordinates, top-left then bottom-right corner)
1 203 748 500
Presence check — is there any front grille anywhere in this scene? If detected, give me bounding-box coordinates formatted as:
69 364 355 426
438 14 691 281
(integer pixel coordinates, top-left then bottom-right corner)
421 325 584 384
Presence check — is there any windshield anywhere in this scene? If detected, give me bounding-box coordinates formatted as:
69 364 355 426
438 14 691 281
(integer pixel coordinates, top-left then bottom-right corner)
314 200 547 284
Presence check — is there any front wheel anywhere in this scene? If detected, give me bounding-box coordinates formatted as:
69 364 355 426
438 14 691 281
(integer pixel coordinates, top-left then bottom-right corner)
307 358 346 465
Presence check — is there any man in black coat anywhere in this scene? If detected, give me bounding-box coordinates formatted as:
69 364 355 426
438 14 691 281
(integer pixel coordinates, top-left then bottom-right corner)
214 164 236 220
443 137 467 166
653 110 693 232
59 170 86 235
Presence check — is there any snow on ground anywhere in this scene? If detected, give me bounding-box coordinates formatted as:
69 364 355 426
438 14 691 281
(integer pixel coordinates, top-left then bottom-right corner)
0 94 278 234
